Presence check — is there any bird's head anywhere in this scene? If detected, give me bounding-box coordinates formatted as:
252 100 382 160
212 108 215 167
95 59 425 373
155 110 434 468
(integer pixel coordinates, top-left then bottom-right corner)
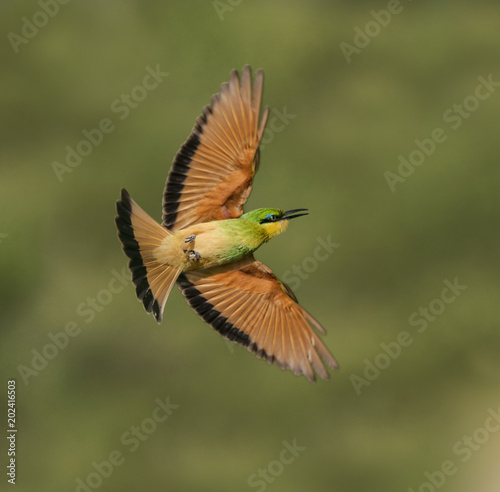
242 208 309 239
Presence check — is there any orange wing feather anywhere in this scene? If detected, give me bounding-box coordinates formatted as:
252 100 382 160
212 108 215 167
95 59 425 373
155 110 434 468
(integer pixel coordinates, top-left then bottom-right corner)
178 259 338 381
163 65 269 231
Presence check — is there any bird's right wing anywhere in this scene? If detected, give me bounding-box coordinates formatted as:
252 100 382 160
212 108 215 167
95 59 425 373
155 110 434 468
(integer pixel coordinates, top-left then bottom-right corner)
177 259 338 382
163 65 269 231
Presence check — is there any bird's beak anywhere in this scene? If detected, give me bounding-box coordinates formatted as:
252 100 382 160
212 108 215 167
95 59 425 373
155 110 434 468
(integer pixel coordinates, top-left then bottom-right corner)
280 209 309 221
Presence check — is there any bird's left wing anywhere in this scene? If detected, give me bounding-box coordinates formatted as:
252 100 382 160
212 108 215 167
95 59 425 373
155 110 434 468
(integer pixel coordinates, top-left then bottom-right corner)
163 65 269 231
177 259 338 382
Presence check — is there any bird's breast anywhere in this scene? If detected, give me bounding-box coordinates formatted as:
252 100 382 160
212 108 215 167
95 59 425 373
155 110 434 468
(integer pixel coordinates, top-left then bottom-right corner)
176 220 263 271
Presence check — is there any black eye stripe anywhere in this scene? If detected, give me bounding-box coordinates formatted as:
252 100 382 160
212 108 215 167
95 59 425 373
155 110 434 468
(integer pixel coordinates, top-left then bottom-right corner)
260 213 279 224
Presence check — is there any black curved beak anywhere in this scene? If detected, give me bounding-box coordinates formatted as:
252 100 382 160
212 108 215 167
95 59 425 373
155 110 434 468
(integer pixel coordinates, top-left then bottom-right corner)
280 209 309 221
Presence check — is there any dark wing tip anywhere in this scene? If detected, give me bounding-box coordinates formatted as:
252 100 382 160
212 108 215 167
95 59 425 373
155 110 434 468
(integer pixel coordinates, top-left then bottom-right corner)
178 274 303 376
162 130 202 229
177 275 251 347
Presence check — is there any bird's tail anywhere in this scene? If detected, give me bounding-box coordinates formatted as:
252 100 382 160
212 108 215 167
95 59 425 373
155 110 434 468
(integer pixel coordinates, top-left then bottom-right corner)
115 188 182 322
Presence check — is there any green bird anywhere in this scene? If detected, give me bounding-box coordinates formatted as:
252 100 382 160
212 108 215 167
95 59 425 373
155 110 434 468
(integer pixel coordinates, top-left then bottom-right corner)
115 65 337 381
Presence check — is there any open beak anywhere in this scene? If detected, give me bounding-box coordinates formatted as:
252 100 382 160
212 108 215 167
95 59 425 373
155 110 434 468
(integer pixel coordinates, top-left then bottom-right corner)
280 209 309 221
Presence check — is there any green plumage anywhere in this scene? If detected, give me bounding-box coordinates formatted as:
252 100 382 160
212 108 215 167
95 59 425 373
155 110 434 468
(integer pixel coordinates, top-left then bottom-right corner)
196 209 286 266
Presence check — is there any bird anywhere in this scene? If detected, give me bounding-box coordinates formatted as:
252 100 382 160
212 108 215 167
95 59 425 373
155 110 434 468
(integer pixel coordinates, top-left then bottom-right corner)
115 65 338 381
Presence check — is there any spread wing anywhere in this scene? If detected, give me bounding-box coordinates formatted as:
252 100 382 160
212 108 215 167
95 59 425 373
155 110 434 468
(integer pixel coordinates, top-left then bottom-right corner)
163 65 269 231
177 259 338 382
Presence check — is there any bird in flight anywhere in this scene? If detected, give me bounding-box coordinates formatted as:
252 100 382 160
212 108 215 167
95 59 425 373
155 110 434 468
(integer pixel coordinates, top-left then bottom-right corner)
115 65 337 381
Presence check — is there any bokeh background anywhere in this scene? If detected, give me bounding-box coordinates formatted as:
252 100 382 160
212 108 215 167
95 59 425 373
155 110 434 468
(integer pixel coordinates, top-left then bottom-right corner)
1 1 499 491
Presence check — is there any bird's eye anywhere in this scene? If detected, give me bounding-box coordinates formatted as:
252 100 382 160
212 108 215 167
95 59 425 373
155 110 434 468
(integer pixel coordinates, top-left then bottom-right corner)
265 214 277 221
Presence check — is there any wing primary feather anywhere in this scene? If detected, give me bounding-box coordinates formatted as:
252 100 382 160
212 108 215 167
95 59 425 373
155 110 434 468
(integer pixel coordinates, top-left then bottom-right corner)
239 65 252 140
257 301 276 365
289 309 316 381
268 306 283 364
258 106 270 142
228 69 246 147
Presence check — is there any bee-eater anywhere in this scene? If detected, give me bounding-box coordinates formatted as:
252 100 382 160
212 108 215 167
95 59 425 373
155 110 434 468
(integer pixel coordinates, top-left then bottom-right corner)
115 65 337 381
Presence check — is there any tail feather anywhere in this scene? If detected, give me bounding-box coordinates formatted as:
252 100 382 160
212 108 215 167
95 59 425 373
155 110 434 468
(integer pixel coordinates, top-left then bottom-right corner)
115 188 181 322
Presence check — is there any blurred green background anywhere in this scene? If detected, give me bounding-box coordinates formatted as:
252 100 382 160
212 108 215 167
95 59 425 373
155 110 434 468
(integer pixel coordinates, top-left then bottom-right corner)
1 1 499 491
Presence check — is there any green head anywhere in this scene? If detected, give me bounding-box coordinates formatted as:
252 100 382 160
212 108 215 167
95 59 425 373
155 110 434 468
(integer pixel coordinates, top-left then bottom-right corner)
242 207 309 239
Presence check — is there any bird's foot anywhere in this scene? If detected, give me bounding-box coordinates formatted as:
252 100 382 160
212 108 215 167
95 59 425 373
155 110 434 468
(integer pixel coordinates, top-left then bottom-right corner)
184 234 196 243
186 250 201 261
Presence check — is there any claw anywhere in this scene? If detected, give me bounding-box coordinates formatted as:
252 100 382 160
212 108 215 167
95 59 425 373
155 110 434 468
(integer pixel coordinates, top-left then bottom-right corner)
187 250 201 261
185 234 196 243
